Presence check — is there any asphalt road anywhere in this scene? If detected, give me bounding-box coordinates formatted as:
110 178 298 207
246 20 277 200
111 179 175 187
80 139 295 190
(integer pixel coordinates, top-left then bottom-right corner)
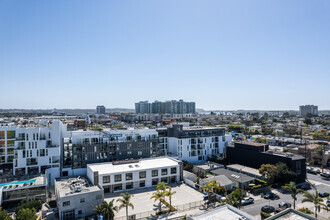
241 175 330 218
307 173 330 186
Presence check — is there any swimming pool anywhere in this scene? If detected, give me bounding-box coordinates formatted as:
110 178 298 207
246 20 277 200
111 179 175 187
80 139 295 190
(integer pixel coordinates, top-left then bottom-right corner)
0 179 36 187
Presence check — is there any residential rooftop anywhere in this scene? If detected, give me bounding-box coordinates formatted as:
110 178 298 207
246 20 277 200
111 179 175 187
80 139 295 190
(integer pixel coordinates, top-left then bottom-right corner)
211 168 255 183
55 176 102 198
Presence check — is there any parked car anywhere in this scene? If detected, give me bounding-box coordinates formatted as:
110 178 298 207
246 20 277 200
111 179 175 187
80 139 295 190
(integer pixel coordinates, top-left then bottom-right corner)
241 197 254 205
297 183 311 190
307 168 318 175
326 198 330 207
318 192 329 198
264 192 280 200
320 172 330 178
278 201 291 208
261 205 275 213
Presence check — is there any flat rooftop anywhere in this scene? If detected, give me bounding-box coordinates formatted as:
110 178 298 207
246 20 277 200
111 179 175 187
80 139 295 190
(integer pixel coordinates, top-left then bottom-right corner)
191 204 256 220
227 164 261 177
235 141 267 147
88 157 179 175
55 176 102 198
0 176 45 192
211 168 255 183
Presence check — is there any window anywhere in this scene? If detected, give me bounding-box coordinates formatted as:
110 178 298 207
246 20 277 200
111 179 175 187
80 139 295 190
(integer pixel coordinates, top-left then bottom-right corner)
80 198 85 203
126 182 133 189
152 178 158 185
139 171 146 179
78 210 83 215
115 174 122 182
161 177 168 183
171 167 177 174
103 176 110 184
114 184 122 191
63 201 70 207
126 173 133 181
161 168 168 176
140 180 145 187
152 170 158 177
96 194 102 200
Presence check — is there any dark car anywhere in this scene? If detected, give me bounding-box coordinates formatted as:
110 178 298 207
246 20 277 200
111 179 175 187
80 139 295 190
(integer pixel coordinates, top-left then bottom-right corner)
241 197 254 205
264 192 280 200
326 198 330 207
279 201 291 208
297 183 311 190
307 168 318 175
319 192 329 197
261 205 275 213
320 172 330 178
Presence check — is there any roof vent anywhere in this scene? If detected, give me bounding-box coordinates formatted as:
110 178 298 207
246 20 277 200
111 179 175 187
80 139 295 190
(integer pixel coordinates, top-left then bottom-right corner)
129 165 133 168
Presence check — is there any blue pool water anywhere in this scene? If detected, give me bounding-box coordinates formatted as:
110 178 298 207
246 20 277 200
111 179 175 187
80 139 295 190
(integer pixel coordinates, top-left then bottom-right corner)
0 179 36 187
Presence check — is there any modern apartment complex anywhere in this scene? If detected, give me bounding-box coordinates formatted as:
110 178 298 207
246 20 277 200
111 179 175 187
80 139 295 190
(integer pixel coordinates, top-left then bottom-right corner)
87 157 182 193
299 105 318 116
0 121 69 175
135 100 196 114
96 105 106 114
62 129 159 173
158 125 232 163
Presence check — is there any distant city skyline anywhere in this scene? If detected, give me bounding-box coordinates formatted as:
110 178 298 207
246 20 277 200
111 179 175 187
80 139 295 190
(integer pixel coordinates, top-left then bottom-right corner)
1 0 330 110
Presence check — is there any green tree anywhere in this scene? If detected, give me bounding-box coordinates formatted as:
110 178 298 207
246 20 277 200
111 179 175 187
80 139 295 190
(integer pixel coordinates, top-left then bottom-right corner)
16 200 42 214
117 193 134 220
282 181 304 209
315 145 327 171
302 191 328 219
165 187 176 211
230 189 244 210
0 207 12 220
101 200 118 220
259 164 277 184
93 203 104 216
274 162 296 185
16 208 37 220
150 190 165 213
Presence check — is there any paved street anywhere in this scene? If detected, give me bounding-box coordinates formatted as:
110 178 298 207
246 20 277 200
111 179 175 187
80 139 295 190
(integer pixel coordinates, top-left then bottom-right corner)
240 174 330 219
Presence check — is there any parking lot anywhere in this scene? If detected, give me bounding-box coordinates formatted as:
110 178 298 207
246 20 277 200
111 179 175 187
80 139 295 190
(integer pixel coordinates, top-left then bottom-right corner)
104 183 204 219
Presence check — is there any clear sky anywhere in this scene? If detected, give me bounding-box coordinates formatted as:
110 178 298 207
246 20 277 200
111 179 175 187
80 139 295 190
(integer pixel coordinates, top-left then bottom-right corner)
1 0 329 110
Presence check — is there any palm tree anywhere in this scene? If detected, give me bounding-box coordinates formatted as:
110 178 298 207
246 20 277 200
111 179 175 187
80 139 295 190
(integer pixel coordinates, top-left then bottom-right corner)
151 190 165 213
93 203 104 216
282 181 304 209
157 181 168 192
101 200 118 220
117 193 134 220
165 187 176 210
302 191 327 219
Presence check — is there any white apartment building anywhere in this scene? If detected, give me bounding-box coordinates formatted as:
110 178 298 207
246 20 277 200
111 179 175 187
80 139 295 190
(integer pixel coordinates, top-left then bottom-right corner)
87 157 182 193
0 121 69 175
158 125 232 163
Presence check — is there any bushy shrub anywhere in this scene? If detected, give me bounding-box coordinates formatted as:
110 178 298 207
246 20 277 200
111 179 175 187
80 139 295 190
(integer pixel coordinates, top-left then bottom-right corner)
298 207 314 214
260 211 271 219
16 200 42 213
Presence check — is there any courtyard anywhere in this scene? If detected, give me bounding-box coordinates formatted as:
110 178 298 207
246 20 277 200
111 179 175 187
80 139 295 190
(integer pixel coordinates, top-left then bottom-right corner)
104 183 204 220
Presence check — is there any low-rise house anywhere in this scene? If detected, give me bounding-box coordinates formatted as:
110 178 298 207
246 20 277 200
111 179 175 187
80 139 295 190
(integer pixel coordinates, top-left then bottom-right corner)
55 176 104 220
199 175 233 191
193 162 225 176
266 208 316 220
227 164 263 180
211 168 255 189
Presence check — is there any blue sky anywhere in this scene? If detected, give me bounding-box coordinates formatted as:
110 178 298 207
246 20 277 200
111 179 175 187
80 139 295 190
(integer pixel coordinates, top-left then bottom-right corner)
1 0 329 110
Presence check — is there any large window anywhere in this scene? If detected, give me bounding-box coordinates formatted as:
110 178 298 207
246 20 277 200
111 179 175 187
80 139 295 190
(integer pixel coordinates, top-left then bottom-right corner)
103 176 110 184
152 178 158 186
161 168 168 176
139 171 146 179
114 184 122 191
126 173 133 181
140 180 145 187
115 174 122 182
171 167 177 174
152 170 158 177
7 131 15 139
126 182 133 190
63 201 70 207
